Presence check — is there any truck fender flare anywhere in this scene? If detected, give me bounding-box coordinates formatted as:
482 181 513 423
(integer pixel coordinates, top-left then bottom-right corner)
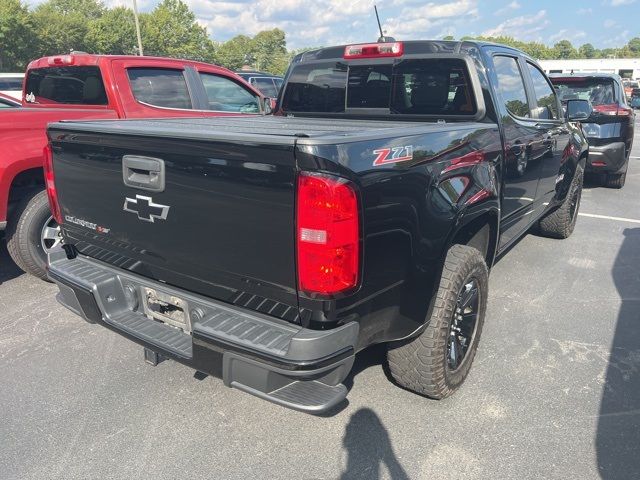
397 200 501 343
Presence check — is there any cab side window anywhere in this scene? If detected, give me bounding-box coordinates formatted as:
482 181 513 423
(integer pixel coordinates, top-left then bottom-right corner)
127 68 192 109
527 62 559 120
493 55 530 118
199 73 260 113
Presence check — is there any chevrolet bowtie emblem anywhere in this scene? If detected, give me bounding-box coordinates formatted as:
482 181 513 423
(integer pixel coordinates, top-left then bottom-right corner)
123 195 170 223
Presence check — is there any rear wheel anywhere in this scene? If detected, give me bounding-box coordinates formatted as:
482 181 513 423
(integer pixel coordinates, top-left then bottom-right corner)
386 244 488 399
6 189 59 281
537 164 583 239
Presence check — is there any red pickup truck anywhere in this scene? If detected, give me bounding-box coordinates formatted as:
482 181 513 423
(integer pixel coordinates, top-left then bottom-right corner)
1 53 267 280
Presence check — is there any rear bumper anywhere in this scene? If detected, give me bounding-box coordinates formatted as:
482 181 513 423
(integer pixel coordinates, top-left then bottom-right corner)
586 141 627 174
48 250 358 413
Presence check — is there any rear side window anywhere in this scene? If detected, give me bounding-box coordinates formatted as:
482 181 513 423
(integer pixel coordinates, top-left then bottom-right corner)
199 73 259 113
493 56 530 118
251 77 278 97
25 66 107 105
281 58 477 116
526 63 559 120
127 68 192 109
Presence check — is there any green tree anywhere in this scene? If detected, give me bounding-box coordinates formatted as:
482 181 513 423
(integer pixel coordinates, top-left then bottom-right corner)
45 0 104 18
252 29 286 71
521 42 553 60
578 43 598 58
0 0 37 71
443 35 455 41
553 40 578 59
627 37 640 55
141 0 215 61
86 7 137 55
215 34 254 70
32 0 105 56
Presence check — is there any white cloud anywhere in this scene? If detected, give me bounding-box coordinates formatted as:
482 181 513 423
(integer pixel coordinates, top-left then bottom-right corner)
603 19 617 28
495 1 521 16
610 0 636 5
549 29 587 43
482 9 548 39
577 7 592 14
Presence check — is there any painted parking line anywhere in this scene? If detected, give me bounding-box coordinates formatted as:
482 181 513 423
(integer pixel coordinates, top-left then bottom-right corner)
578 212 640 224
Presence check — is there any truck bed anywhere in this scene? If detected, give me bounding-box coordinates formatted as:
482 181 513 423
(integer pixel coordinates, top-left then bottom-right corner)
48 114 499 330
53 115 489 144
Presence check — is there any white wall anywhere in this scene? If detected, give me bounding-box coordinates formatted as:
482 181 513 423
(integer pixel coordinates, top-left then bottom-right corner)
538 58 640 78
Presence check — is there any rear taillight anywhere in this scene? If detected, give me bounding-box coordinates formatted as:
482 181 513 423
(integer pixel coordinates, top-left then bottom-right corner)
344 42 404 59
593 104 632 116
43 144 62 224
296 172 360 296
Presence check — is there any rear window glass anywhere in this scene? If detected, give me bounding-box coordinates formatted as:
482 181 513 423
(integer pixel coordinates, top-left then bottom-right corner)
0 77 23 90
281 58 477 117
25 66 107 105
552 78 617 105
127 68 192 109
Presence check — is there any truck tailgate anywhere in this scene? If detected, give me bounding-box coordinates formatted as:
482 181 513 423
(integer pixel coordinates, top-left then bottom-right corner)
49 119 300 323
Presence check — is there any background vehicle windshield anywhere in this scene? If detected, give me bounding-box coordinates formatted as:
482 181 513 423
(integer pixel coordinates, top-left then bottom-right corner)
281 58 477 117
553 78 616 105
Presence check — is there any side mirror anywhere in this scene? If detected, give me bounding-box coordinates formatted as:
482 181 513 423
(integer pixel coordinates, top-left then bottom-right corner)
262 97 275 115
566 99 592 121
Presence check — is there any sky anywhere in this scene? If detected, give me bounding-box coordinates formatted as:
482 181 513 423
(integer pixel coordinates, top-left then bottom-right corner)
26 0 640 49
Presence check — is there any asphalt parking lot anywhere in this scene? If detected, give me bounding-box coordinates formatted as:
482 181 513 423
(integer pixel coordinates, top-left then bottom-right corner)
1 116 639 480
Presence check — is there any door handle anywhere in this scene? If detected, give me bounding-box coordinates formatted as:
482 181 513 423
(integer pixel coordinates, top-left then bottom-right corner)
122 155 165 192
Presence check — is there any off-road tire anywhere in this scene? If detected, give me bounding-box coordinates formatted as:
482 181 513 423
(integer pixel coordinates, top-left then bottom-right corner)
605 171 626 189
537 164 584 239
386 244 489 399
6 189 53 281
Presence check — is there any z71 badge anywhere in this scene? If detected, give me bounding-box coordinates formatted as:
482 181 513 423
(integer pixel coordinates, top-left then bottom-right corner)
372 146 414 166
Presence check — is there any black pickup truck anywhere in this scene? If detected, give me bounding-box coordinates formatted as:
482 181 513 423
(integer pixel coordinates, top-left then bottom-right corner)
46 41 589 413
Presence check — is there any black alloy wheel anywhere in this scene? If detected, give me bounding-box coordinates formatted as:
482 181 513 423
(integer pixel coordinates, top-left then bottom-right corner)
447 278 480 371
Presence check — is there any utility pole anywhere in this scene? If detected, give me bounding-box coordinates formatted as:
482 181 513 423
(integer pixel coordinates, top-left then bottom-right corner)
132 0 144 56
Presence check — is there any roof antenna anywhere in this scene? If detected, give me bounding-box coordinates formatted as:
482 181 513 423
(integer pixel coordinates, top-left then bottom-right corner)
374 5 395 42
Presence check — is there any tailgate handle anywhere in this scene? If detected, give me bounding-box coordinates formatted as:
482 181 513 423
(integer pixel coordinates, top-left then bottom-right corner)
122 155 165 192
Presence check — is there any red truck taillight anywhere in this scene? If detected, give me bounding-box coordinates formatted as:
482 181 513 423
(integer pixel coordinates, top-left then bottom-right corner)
296 172 360 296
43 144 62 224
593 104 633 116
343 42 404 59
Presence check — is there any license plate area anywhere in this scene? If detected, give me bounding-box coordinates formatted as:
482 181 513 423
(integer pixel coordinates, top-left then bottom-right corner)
143 287 192 333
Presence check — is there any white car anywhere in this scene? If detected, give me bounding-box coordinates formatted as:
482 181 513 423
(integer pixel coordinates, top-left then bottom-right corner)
0 73 24 100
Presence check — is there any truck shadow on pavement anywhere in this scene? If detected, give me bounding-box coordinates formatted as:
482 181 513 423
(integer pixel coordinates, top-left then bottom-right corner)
0 240 24 284
596 227 640 479
340 408 410 480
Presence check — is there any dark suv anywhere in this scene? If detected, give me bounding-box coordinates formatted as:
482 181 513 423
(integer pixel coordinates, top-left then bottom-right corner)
551 73 635 188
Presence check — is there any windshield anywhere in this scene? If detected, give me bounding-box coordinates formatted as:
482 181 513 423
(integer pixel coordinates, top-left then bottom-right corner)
281 58 477 117
552 78 617 106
